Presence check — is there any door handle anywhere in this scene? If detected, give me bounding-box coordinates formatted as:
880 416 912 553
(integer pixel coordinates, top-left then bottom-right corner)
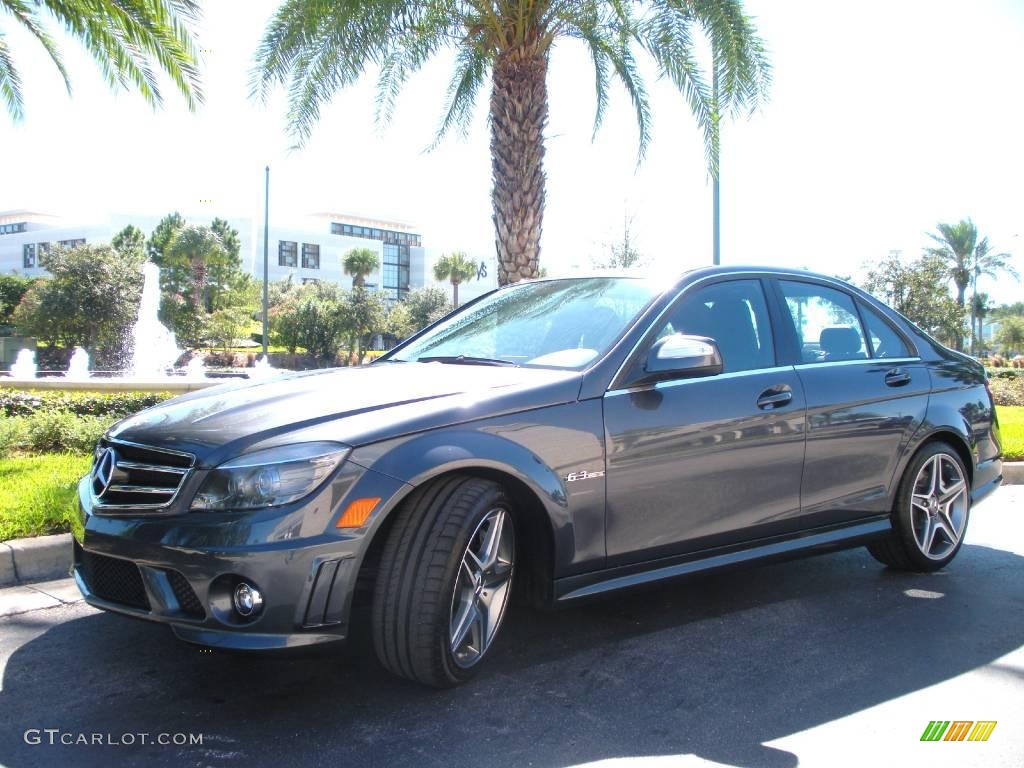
884 368 911 387
756 388 793 410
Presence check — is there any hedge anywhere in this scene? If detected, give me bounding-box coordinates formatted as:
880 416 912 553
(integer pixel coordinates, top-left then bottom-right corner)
0 389 175 419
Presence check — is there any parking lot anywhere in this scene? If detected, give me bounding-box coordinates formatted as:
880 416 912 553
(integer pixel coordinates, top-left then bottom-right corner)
1 487 1021 768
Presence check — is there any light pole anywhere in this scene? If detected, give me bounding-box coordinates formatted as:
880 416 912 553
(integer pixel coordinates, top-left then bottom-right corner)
262 165 269 360
711 63 720 266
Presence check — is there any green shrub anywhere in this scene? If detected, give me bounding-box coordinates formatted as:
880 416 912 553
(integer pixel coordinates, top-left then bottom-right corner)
989 377 1024 408
0 389 174 419
0 417 30 457
4 412 111 454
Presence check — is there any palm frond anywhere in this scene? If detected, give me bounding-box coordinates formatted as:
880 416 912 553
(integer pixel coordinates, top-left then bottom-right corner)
430 41 489 149
2 0 71 97
0 32 24 120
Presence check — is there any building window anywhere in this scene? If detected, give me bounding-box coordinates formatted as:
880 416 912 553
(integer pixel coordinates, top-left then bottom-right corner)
22 243 35 268
331 221 421 249
382 242 411 301
301 277 320 285
0 222 27 235
278 240 297 267
37 242 50 257
301 243 320 269
58 238 85 248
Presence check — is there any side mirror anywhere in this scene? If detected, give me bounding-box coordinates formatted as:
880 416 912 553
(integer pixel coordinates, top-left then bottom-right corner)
639 333 723 383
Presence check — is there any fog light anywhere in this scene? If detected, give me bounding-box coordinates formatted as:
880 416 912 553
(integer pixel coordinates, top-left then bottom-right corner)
233 582 264 617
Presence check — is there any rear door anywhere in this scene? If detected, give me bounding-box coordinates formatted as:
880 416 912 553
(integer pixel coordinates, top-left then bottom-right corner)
603 278 807 565
770 278 930 523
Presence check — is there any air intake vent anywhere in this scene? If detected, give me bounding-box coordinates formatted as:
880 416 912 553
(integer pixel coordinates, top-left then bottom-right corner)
91 439 194 511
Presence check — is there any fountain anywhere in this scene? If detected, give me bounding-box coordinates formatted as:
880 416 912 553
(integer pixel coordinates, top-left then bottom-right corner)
10 348 37 379
131 261 181 378
1 262 277 392
185 355 207 380
65 347 91 380
249 354 275 379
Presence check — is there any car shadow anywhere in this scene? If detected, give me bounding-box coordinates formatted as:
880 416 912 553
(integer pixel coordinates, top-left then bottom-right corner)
0 543 1022 768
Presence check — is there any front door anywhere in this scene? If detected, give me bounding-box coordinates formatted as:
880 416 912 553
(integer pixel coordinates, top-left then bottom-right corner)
603 278 807 566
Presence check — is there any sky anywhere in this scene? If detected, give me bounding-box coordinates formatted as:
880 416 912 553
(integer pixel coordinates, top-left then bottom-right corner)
1 0 1022 302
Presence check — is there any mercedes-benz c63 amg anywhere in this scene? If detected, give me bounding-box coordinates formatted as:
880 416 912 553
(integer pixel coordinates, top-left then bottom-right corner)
74 267 1002 687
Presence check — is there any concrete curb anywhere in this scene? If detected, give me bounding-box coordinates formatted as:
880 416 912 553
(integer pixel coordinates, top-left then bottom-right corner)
1004 462 1024 485
0 533 72 587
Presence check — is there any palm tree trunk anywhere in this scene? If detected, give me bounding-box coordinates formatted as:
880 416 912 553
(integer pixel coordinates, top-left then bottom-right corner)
490 43 548 285
452 280 459 308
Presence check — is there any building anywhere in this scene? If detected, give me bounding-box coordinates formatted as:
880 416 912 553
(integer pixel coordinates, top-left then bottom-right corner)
0 209 440 300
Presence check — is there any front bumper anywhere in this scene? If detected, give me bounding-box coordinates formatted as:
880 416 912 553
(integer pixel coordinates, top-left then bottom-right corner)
73 460 410 650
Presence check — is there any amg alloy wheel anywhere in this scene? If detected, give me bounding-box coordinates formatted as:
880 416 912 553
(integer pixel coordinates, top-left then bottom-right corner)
449 508 515 669
867 442 970 572
372 475 516 687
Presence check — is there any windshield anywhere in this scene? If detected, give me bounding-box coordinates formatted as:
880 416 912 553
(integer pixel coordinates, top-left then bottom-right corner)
387 277 662 369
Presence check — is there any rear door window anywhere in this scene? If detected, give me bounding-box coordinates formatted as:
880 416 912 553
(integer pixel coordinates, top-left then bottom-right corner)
778 281 868 363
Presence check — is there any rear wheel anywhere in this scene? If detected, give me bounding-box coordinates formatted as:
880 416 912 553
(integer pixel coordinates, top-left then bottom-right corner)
867 442 970 571
371 475 515 687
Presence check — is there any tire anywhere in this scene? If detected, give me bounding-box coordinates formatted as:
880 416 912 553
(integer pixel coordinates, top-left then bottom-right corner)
371 475 515 687
867 442 971 572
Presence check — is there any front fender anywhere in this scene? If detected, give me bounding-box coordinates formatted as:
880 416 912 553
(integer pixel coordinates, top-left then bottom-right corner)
348 401 608 577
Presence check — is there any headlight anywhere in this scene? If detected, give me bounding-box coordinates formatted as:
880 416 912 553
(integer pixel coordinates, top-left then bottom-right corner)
190 442 349 511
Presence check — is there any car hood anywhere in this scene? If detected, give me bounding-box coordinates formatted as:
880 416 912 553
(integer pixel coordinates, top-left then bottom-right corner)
108 363 583 466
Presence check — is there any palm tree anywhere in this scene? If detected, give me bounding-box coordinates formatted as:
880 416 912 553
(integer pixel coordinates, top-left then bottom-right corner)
927 219 977 310
165 225 226 311
969 237 1017 354
433 251 479 307
971 292 993 354
252 2 770 285
343 248 380 288
0 0 202 121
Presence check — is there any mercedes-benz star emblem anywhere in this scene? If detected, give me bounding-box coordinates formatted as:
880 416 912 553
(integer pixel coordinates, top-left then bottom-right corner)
93 448 117 497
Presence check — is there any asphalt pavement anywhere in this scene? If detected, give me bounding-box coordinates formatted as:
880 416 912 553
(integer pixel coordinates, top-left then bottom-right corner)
1 487 1022 768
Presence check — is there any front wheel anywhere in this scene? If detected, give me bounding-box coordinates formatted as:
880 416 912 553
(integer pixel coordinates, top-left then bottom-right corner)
371 476 515 687
867 442 970 572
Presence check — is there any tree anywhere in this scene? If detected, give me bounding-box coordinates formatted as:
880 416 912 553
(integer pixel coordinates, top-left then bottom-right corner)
969 237 1017 354
111 224 145 259
433 251 478 307
164 225 226 310
993 302 1024 321
971 292 993 353
0 274 34 326
343 248 379 288
0 0 202 121
926 218 976 349
147 211 185 263
12 244 143 366
404 286 452 331
594 212 644 269
344 288 388 364
861 252 967 349
269 281 348 364
386 300 415 341
996 316 1024 357
252 2 770 285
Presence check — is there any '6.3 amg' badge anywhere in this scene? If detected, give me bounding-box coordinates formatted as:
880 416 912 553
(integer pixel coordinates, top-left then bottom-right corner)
565 469 605 483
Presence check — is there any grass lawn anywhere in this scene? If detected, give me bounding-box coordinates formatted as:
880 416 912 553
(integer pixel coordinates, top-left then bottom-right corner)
0 454 91 541
998 405 1024 462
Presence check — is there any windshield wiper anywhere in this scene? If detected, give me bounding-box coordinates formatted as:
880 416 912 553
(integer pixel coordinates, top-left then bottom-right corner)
416 355 519 367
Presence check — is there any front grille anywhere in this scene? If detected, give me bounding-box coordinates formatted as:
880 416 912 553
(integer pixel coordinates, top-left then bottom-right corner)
91 439 194 511
166 570 204 618
77 545 150 610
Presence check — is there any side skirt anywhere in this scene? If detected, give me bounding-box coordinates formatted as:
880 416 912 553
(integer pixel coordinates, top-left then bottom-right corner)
555 516 892 602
